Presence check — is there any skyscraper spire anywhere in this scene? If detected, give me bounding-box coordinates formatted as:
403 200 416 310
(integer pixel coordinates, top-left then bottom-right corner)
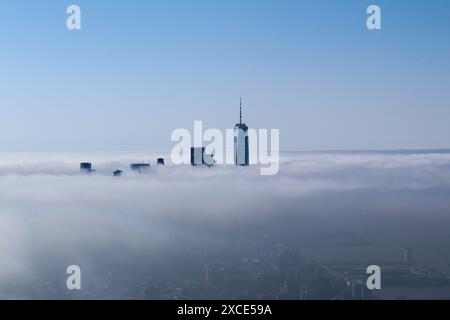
234 97 249 166
240 97 242 125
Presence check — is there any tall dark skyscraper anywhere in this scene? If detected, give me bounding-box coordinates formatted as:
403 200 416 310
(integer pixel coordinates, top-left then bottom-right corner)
234 98 249 166
191 147 206 166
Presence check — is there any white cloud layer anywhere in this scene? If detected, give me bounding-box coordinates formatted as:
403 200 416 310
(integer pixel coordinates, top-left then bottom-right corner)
1 151 450 298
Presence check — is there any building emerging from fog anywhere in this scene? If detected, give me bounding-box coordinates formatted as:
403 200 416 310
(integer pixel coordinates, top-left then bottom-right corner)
191 147 205 166
191 147 214 167
234 98 249 166
80 162 95 173
130 163 150 173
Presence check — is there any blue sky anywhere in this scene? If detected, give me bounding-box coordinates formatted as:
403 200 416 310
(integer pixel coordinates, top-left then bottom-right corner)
0 0 449 151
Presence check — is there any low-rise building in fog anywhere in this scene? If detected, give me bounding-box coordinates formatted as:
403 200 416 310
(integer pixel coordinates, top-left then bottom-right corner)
130 163 151 173
191 147 214 167
80 162 95 173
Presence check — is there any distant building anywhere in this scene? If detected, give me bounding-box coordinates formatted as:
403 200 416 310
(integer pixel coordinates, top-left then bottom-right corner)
191 147 214 167
234 98 249 166
349 280 368 300
157 158 165 166
404 248 414 265
80 162 95 173
113 170 123 177
130 163 151 173
191 147 204 166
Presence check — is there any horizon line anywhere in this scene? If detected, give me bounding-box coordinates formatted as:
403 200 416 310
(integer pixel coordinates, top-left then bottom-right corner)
1 148 450 154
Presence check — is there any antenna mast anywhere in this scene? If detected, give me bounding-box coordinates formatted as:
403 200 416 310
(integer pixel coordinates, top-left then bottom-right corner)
240 97 242 125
